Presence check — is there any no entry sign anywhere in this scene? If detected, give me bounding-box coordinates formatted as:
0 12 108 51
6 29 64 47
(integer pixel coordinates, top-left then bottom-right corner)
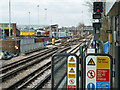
85 54 112 89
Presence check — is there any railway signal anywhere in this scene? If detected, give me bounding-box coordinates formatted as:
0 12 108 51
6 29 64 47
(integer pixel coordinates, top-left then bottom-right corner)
93 2 103 14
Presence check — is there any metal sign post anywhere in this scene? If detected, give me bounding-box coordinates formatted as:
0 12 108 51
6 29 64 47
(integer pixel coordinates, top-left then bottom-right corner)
84 54 113 89
115 46 120 88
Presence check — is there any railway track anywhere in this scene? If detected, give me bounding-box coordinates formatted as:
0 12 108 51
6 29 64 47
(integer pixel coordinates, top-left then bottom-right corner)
32 44 84 90
33 37 92 89
0 36 92 89
8 40 91 90
0 47 57 73
5 43 82 90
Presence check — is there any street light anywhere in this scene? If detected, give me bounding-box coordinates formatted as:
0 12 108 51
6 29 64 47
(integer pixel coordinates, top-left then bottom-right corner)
9 0 11 37
29 12 30 36
37 5 39 26
44 8 47 25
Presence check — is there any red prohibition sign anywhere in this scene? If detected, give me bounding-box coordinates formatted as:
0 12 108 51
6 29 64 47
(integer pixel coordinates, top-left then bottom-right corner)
87 70 95 79
69 79 75 84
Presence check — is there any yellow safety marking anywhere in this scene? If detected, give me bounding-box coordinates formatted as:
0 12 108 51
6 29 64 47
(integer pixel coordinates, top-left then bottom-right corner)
69 68 75 73
68 63 76 67
109 33 112 43
97 56 110 69
69 57 74 62
68 74 76 78
88 58 95 65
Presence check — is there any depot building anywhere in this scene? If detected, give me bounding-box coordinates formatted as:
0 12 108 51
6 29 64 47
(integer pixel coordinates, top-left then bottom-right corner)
0 23 20 37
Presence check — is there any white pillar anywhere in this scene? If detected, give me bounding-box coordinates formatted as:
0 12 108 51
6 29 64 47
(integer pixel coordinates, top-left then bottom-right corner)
37 5 39 25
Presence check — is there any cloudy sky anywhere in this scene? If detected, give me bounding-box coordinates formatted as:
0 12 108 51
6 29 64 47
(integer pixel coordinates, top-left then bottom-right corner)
0 0 92 27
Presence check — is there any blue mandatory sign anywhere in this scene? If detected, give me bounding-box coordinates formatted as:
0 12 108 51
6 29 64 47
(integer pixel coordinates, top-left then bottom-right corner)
87 83 95 90
96 82 110 89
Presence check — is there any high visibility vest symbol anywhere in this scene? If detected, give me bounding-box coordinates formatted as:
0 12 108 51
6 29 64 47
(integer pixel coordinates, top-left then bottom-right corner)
69 68 75 73
88 58 95 65
70 57 74 62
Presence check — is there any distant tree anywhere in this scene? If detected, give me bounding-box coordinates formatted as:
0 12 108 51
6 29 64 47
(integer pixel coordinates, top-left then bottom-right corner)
77 22 85 28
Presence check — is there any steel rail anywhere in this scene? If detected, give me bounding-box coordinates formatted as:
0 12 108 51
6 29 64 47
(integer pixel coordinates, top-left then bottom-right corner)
32 38 92 89
0 47 58 74
5 51 69 89
0 47 70 82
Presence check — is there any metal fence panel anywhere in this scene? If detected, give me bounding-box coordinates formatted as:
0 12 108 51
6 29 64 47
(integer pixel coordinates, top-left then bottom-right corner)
20 42 44 53
20 38 35 45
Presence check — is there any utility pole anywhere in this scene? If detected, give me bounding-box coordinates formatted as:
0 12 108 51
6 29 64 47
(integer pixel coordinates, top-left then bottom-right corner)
29 12 30 36
44 8 47 25
37 5 39 25
9 0 11 37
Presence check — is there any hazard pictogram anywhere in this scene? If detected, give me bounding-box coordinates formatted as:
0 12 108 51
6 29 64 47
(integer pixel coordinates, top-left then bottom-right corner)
69 79 75 84
69 68 75 73
87 70 95 79
70 57 75 62
88 58 95 65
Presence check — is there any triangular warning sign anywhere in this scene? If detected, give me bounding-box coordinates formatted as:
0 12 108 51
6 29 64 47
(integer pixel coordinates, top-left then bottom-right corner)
87 58 95 65
69 68 75 73
70 57 74 62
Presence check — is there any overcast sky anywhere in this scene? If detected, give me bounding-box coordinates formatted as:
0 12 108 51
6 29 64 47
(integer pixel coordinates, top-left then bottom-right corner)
0 0 92 27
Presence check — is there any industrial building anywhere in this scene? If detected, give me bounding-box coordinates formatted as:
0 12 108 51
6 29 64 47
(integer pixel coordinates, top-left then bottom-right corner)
105 1 120 58
0 23 20 37
20 29 35 36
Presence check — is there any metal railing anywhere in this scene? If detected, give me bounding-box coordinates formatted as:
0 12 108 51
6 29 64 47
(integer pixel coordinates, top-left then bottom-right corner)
51 55 67 90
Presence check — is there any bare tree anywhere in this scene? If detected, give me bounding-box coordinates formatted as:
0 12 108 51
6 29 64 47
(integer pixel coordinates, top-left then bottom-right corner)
83 0 93 13
77 22 85 28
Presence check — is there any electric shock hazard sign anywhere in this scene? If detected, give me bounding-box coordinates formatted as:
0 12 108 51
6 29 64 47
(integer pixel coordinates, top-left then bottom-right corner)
88 58 95 65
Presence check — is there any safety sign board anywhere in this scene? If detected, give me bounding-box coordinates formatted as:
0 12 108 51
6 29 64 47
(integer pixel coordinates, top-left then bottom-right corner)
69 68 75 73
87 70 95 79
96 69 110 82
87 58 95 65
87 48 95 54
69 79 75 84
68 85 76 89
96 82 110 88
85 54 112 89
67 56 78 90
69 57 75 62
68 63 76 67
87 83 95 89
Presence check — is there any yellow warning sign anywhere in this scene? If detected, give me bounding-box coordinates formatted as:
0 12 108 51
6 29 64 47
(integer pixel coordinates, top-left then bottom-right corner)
87 58 95 65
69 57 74 62
68 63 76 67
69 68 75 73
68 74 76 78
97 56 110 69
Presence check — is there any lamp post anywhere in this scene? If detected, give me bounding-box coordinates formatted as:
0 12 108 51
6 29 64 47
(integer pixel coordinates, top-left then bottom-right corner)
29 12 30 36
37 5 39 25
44 8 47 25
9 0 11 37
